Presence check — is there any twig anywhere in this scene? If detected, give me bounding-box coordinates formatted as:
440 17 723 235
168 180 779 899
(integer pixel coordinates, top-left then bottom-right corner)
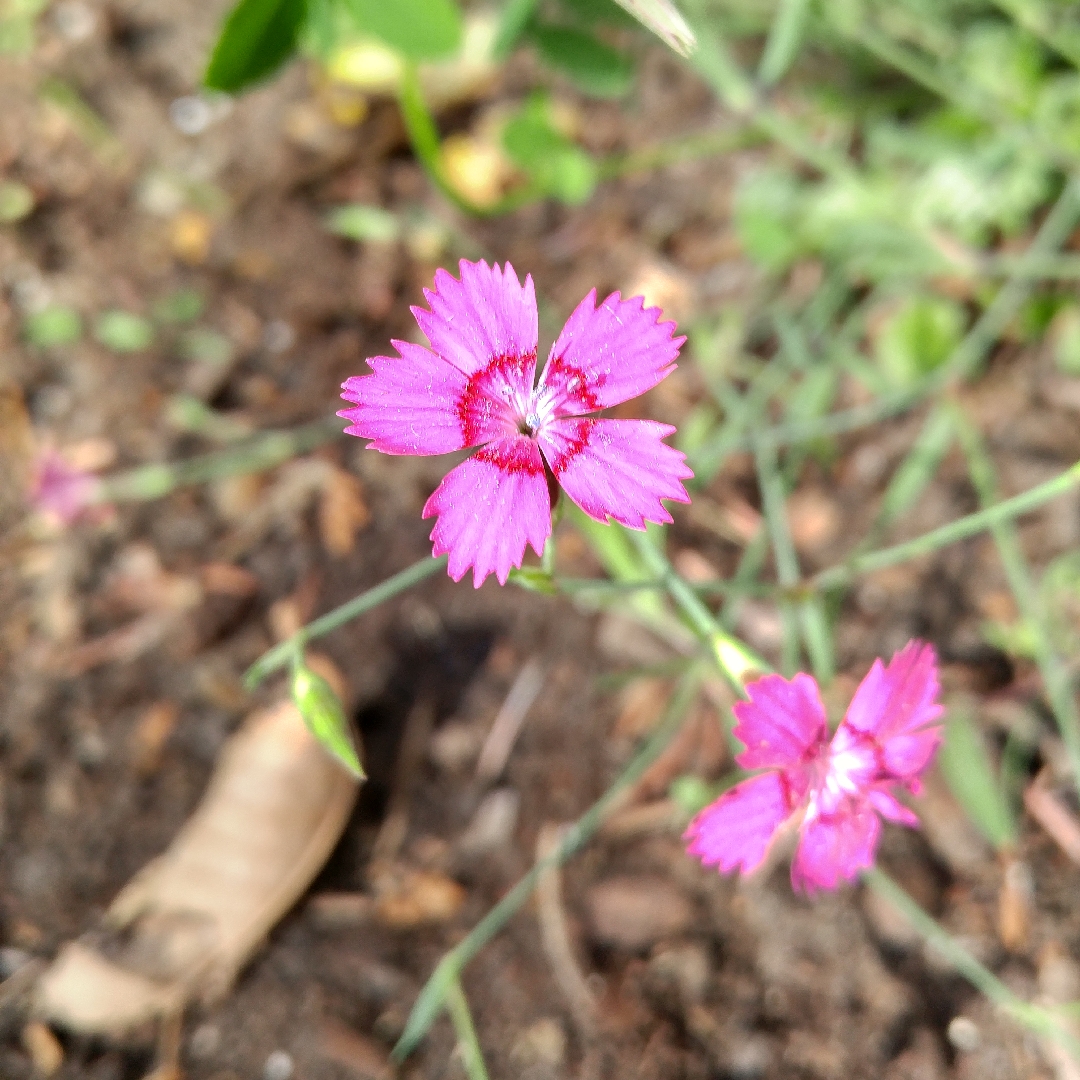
476 660 544 783
1024 773 1080 866
535 823 599 1040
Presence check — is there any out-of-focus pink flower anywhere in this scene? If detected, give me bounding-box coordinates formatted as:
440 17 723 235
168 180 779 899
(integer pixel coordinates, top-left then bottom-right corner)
339 259 692 587
685 640 943 894
29 448 102 526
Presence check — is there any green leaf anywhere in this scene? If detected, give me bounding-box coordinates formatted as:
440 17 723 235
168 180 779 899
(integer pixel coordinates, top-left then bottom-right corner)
529 24 634 99
507 566 558 594
343 0 462 61
93 311 155 353
0 180 34 222
24 306 81 348
291 660 365 778
204 0 308 93
938 709 1017 851
152 288 204 324
603 0 694 55
326 203 401 242
875 295 965 388
757 0 809 85
502 95 598 206
493 0 541 58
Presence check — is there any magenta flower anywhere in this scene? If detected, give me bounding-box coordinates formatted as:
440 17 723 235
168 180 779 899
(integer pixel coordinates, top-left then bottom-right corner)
686 640 943 894
29 448 102 526
339 260 692 586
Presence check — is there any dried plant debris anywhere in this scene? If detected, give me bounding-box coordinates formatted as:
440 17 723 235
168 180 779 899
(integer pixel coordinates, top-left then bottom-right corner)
34 698 360 1039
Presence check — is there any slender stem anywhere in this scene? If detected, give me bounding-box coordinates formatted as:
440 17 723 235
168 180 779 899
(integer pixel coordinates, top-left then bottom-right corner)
952 409 1080 795
393 674 701 1060
245 555 448 687
810 459 1080 593
445 978 491 1080
98 416 342 502
627 530 768 690
865 868 1080 1058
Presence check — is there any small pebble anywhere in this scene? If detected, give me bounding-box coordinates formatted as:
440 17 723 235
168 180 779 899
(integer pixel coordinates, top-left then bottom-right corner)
947 1016 980 1053
585 876 694 951
188 1023 221 1059
262 319 296 353
169 96 213 136
263 1049 294 1080
52 0 95 41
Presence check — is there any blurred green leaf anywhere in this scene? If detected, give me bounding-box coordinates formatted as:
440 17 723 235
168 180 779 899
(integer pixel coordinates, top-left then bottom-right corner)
343 0 463 60
153 288 204 324
668 773 718 816
733 168 803 272
607 0 694 55
494 0 540 58
178 327 235 366
94 311 155 353
507 566 558 594
0 180 34 222
558 0 638 30
291 659 365 778
204 0 307 93
24 306 81 348
938 709 1017 851
1053 307 1080 375
502 95 598 205
758 0 810 85
326 203 401 242
529 23 634 98
875 295 965 387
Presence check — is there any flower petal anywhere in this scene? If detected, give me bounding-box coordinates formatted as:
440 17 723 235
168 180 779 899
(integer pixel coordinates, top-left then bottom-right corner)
685 772 794 876
536 418 691 529
790 802 881 894
841 640 943 780
867 788 920 827
732 672 829 773
422 436 550 587
538 289 685 415
412 259 538 378
340 342 470 455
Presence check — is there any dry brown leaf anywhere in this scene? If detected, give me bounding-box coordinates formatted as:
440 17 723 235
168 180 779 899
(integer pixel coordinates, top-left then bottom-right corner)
35 699 360 1037
318 467 370 557
131 702 180 778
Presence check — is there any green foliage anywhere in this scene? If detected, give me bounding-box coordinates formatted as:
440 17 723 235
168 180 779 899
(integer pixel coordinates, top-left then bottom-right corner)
938 709 1017 851
1053 307 1080 375
23 306 81 348
528 24 635 98
204 0 309 92
502 94 598 205
874 295 965 387
0 180 33 222
342 0 462 60
326 203 401 242
93 311 155 353
153 288 205 325
178 327 235 366
291 658 365 778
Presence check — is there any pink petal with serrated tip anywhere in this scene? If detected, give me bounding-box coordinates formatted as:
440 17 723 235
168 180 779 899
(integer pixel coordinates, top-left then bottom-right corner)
412 260 538 378
842 640 943 780
422 436 550 588
538 289 685 415
685 772 794 876
536 418 691 529
790 803 881 895
339 342 470 455
731 672 829 773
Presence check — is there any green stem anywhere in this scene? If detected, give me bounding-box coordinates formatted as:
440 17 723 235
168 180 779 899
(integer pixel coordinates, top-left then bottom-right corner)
865 868 1080 1058
393 674 701 1060
811 459 1080 593
98 416 342 502
952 409 1080 795
627 530 768 690
245 555 448 687
445 978 491 1080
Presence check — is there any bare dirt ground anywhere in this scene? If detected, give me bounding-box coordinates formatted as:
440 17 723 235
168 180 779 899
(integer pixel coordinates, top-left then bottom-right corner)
4 3 1080 1079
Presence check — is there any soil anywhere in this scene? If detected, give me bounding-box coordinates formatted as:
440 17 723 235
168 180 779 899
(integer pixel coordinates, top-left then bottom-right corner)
3 3 1080 1079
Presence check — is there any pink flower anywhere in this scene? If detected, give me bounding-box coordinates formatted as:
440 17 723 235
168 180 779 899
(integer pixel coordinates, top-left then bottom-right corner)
685 640 943 894
29 448 102 526
339 260 692 587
